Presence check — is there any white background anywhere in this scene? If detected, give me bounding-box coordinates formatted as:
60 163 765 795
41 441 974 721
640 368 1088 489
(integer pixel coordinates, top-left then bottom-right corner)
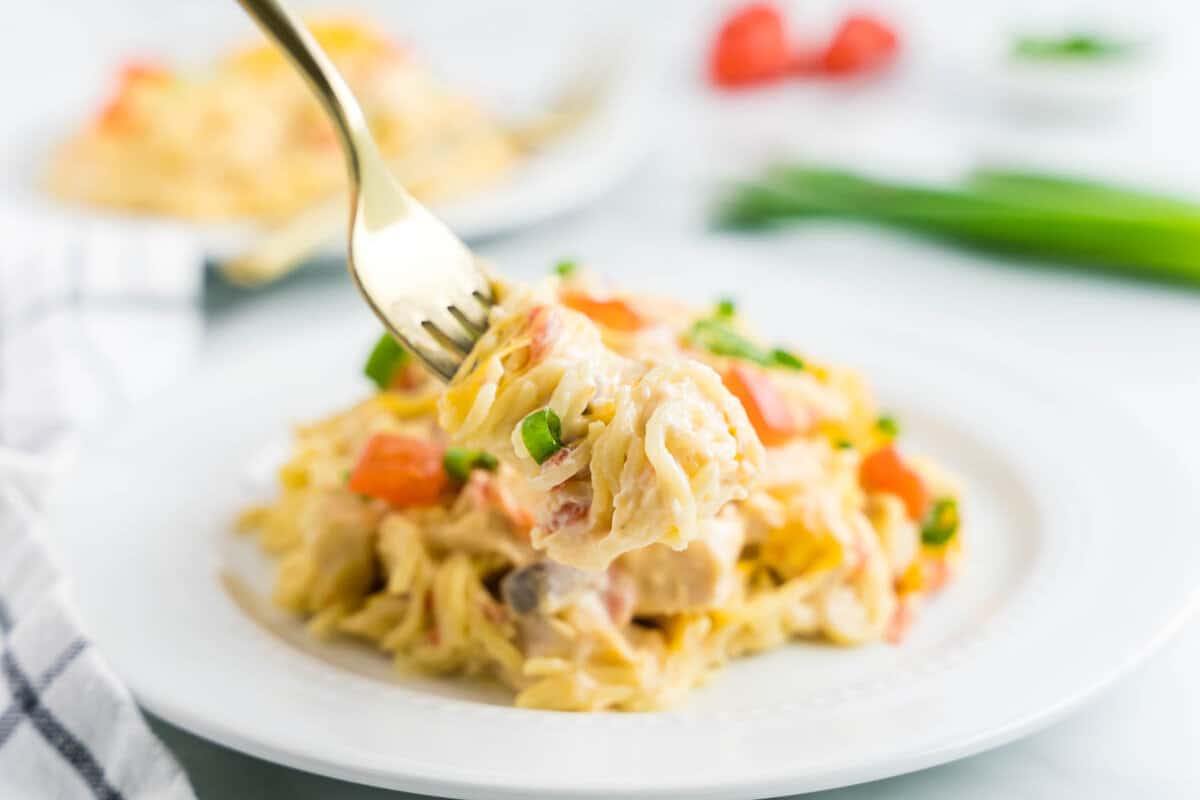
4 0 1199 797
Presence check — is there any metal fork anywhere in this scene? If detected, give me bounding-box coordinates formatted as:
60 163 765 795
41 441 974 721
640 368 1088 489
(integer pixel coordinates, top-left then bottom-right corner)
235 0 493 380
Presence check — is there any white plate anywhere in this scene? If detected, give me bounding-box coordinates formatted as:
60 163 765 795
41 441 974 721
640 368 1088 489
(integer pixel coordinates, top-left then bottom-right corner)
46 279 1200 799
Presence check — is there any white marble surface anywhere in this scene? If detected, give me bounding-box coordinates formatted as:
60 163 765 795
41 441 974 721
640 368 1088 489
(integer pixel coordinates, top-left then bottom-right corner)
4 0 1200 797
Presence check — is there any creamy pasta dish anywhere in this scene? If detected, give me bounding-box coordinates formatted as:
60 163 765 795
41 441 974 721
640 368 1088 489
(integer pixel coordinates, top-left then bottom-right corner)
239 264 963 711
47 19 518 221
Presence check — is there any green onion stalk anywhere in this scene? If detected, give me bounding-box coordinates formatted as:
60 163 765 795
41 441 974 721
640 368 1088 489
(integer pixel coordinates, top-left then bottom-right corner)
716 166 1200 287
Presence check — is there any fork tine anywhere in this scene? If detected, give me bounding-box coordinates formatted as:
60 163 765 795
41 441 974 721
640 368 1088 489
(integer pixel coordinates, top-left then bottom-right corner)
452 288 493 332
398 325 460 381
423 309 475 356
448 305 484 337
473 281 496 304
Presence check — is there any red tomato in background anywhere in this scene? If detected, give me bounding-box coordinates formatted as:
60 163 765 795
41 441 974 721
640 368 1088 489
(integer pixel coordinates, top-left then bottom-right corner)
709 4 791 87
820 14 899 75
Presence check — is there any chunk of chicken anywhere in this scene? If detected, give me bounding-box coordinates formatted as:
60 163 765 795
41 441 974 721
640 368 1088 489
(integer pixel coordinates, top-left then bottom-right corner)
618 511 745 615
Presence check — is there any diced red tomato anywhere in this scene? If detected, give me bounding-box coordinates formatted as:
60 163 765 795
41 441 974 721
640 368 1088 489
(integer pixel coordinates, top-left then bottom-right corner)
820 14 898 76
722 364 800 446
859 444 929 520
348 434 447 507
97 60 171 132
526 305 561 364
885 594 918 644
119 61 170 84
561 291 648 332
709 4 791 87
97 101 130 132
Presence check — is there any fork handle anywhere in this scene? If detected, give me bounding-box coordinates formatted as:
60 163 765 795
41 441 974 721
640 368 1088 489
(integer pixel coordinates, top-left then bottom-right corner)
234 0 380 189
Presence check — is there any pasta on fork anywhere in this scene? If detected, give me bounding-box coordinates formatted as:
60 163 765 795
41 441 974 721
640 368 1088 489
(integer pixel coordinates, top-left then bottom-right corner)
439 281 764 570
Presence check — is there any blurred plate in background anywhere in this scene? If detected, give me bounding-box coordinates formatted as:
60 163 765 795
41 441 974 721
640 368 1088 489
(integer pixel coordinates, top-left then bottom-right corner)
16 71 652 265
7 3 657 267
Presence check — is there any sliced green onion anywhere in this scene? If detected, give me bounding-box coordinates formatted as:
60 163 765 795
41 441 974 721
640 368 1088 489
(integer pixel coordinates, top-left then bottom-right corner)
1013 34 1137 61
688 318 805 371
553 259 578 278
443 448 499 482
769 348 805 370
835 439 854 450
364 333 410 390
715 297 737 318
521 408 564 465
875 415 900 439
921 498 959 546
688 318 772 363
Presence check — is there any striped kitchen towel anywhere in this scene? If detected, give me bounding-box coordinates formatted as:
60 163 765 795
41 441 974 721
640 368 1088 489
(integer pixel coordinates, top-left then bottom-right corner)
0 205 199 799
